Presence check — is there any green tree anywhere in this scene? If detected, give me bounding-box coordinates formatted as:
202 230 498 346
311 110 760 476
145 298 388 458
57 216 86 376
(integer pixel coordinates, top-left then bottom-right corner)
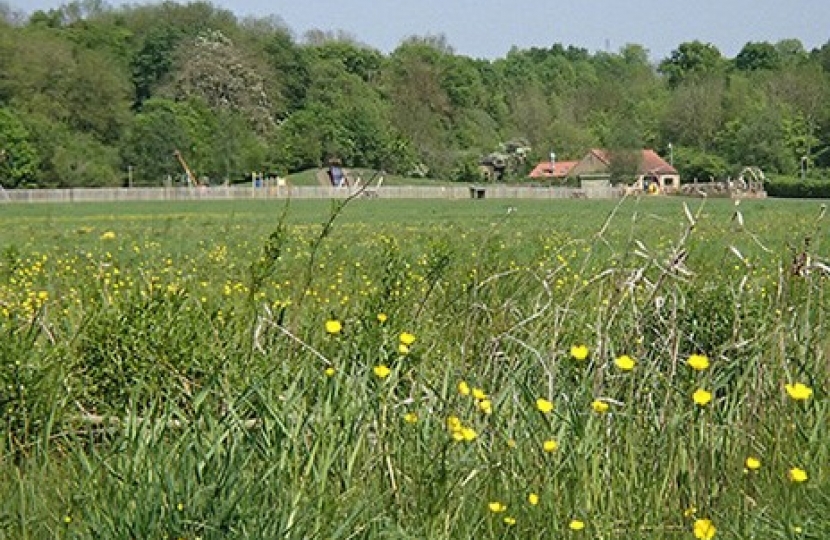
121 98 191 185
659 41 725 87
162 30 279 135
0 107 39 187
735 42 781 72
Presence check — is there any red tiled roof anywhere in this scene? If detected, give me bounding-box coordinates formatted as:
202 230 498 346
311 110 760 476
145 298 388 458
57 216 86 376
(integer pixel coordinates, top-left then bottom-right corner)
589 148 676 175
529 160 578 178
640 149 677 175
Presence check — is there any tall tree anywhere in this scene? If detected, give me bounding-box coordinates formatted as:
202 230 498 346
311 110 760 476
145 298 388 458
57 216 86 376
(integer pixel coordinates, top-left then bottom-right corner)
659 41 725 87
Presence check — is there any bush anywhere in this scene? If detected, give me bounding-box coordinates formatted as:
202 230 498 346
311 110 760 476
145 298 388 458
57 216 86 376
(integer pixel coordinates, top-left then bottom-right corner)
765 176 830 198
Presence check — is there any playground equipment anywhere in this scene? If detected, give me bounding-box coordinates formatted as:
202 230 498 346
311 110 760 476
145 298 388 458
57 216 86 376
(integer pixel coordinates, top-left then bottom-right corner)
173 149 199 188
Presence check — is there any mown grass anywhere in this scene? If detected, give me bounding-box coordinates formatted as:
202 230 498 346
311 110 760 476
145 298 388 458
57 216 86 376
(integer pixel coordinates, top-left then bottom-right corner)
0 196 827 539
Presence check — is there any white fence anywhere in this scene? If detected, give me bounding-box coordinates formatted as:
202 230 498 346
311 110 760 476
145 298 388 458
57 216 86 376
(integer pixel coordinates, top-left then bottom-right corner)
1 185 625 203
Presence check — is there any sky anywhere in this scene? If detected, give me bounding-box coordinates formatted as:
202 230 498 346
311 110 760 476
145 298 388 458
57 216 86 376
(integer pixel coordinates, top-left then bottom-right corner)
12 0 830 62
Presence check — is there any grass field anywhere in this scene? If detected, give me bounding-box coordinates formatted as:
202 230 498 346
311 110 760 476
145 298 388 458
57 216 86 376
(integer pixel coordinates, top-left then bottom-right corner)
0 196 827 539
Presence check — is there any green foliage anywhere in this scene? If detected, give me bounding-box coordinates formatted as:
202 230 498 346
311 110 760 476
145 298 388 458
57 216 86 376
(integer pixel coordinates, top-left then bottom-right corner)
765 176 830 198
659 40 726 87
451 154 485 183
673 146 731 182
0 3 829 188
51 130 121 187
735 41 781 71
0 199 828 538
0 108 39 187
121 98 192 185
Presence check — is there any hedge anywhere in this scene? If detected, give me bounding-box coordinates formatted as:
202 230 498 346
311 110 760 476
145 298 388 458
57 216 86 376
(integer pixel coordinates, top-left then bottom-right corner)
765 176 830 198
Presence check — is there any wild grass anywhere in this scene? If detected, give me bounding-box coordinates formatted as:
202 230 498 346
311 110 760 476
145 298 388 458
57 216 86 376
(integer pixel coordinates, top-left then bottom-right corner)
0 196 827 539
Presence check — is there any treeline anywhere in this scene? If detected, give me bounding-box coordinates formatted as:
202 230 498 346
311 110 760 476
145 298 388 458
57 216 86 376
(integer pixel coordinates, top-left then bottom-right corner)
1 0 829 187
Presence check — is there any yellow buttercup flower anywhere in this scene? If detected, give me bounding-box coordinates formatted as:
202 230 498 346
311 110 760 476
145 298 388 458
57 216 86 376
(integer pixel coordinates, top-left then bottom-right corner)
503 516 516 525
373 365 391 379
745 456 761 471
324 367 336 377
478 399 493 415
570 344 589 360
568 519 585 531
377 313 388 323
472 388 487 400
399 332 416 345
325 319 342 335
785 383 813 401
461 427 477 441
591 399 610 413
687 354 710 371
447 416 462 432
536 397 554 413
614 354 636 371
458 380 471 396
693 389 712 406
398 343 410 355
527 493 539 506
788 467 808 483
543 439 558 453
693 518 716 539
403 412 418 424
488 502 507 513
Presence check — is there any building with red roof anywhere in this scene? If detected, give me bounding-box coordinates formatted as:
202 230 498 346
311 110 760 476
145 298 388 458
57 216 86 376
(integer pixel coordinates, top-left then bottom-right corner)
533 148 678 192
528 160 578 179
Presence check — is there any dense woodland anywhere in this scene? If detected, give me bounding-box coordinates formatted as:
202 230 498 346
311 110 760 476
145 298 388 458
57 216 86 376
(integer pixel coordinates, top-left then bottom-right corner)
1 0 829 188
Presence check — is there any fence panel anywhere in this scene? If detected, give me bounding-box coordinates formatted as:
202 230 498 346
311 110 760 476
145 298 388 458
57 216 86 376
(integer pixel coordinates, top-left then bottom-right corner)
2 185 626 203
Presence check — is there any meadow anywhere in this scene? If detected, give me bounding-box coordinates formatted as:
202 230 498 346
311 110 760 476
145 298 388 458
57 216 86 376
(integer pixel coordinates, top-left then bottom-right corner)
0 196 827 539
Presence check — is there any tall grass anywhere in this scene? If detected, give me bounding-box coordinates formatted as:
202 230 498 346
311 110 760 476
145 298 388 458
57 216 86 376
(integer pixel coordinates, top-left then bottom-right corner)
0 197 827 539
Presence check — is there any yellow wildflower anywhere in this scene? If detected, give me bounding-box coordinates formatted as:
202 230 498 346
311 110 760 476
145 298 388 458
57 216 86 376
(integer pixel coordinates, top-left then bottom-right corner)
503 516 516 525
404 412 418 424
100 231 116 240
693 518 716 540
461 427 477 441
324 367 336 377
745 456 761 471
591 399 610 413
458 381 471 396
527 493 539 506
325 319 342 335
472 388 487 400
536 397 554 413
693 389 712 406
570 344 589 360
488 502 507 513
478 399 493 415
687 354 710 371
568 519 585 531
447 416 462 432
614 354 636 371
373 365 391 379
377 313 388 323
398 343 410 355
543 439 558 453
788 467 808 483
399 332 416 345
785 383 813 401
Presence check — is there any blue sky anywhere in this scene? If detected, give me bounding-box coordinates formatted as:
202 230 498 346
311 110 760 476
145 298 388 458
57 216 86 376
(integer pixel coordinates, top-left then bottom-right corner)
14 0 830 61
